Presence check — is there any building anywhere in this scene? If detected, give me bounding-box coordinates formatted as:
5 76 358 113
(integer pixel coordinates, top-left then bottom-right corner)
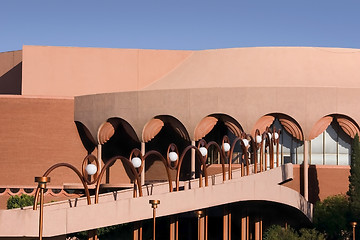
0 45 358 239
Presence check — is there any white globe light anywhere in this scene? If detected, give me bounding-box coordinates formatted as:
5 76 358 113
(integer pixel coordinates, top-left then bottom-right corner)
131 157 142 168
268 133 272 139
242 139 249 147
85 164 97 176
199 147 208 157
274 132 279 140
169 152 178 162
223 142 231 152
256 135 262 143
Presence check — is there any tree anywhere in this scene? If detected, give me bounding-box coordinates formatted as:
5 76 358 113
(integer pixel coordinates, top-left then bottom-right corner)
7 194 34 209
313 194 350 239
298 228 325 240
348 133 360 221
263 225 298 240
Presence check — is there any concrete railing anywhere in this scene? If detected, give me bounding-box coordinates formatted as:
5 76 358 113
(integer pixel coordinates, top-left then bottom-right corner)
0 163 312 238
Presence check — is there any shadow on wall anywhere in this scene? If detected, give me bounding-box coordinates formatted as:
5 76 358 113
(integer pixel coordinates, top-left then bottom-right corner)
0 62 22 94
308 165 320 204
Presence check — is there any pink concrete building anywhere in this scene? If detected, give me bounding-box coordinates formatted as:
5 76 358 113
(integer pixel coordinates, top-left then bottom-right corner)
0 45 358 239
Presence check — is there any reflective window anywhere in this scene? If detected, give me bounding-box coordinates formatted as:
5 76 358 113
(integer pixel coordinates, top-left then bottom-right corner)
310 120 352 165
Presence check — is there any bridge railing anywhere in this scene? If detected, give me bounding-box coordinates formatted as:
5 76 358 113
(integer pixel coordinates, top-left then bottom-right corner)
32 127 281 239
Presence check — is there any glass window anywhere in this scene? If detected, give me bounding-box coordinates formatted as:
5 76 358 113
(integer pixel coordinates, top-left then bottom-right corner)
271 118 304 165
310 118 353 165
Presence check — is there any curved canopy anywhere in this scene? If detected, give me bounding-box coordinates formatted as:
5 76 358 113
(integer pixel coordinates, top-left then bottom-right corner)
337 116 360 139
309 115 360 140
309 116 333 140
251 115 275 137
142 115 190 143
252 114 303 141
194 114 243 141
98 118 139 145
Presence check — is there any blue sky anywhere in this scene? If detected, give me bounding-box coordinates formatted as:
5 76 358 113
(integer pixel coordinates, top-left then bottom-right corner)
1 1 360 52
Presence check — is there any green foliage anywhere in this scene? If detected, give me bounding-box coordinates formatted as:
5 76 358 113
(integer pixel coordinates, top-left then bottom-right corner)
298 228 325 240
264 225 325 240
313 194 350 239
7 194 34 209
263 225 298 240
348 134 360 221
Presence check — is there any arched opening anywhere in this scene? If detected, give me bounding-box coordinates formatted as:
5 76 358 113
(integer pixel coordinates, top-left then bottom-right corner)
309 114 359 165
99 117 140 185
195 114 243 176
253 113 304 165
143 115 191 183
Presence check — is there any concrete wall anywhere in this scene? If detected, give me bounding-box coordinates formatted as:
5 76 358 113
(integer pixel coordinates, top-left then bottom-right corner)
22 46 192 97
0 50 22 94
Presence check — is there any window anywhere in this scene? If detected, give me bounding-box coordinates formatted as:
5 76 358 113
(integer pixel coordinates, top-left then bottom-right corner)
310 120 351 165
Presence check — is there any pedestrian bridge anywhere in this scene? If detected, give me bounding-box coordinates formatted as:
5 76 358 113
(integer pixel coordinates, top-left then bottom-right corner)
0 163 312 239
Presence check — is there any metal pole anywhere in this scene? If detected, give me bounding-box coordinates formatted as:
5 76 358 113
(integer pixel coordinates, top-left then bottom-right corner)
39 188 44 240
354 226 355 240
351 222 357 240
35 177 50 240
149 200 160 240
153 207 156 240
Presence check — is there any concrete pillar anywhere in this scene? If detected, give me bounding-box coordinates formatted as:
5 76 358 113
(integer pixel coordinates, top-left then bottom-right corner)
191 140 196 179
304 141 309 201
141 142 145 186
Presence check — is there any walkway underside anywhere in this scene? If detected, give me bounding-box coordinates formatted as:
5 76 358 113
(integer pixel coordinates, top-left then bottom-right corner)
0 163 312 238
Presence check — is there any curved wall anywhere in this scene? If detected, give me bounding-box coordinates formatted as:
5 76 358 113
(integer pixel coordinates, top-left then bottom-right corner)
74 87 360 142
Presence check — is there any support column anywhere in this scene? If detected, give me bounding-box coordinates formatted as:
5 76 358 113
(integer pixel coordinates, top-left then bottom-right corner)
247 216 249 240
141 142 145 186
304 140 309 201
223 205 231 240
97 144 102 175
241 214 249 240
170 216 177 240
254 218 262 240
191 140 196 179
198 215 205 240
196 210 207 240
241 216 246 240
133 222 142 240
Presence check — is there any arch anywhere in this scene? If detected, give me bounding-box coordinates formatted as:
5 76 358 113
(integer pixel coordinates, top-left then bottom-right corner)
95 149 144 203
252 113 304 141
99 118 140 165
251 116 275 137
75 121 97 153
336 115 360 139
33 163 91 210
142 115 190 143
194 113 243 141
309 116 333 140
98 117 140 145
309 114 360 140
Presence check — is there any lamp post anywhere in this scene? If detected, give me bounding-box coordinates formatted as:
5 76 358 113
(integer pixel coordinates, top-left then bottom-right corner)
35 176 50 240
351 222 357 240
149 200 160 240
